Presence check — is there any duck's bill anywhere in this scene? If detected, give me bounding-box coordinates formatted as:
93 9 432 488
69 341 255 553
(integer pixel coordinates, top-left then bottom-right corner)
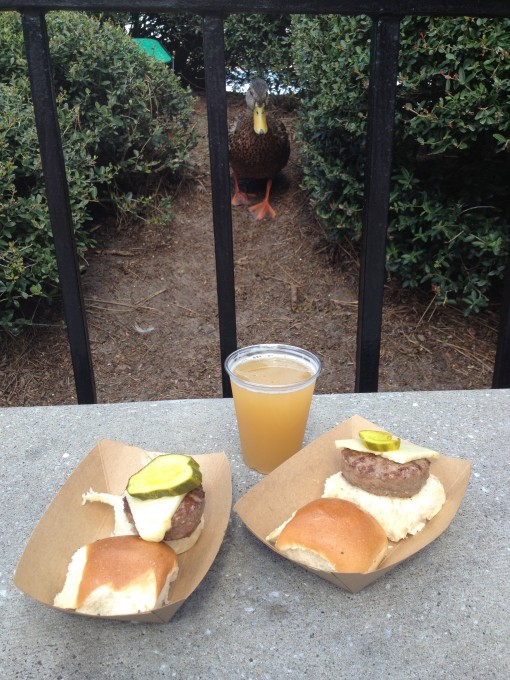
253 104 268 135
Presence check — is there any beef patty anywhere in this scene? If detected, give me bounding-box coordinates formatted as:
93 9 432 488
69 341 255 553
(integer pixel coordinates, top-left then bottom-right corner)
340 449 430 498
165 485 205 540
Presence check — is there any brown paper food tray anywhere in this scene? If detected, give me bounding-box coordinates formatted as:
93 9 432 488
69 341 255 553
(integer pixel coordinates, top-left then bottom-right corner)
235 415 470 593
14 440 232 622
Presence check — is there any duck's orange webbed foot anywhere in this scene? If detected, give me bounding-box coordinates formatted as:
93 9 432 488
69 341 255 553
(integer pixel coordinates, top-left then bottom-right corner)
231 170 255 207
248 199 277 220
247 179 276 220
231 189 253 207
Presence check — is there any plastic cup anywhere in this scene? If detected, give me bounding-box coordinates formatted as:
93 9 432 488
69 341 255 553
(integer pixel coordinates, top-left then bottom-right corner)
225 344 321 474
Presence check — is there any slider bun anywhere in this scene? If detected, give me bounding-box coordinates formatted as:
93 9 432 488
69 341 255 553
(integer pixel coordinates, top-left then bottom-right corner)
54 535 179 615
323 472 446 542
269 498 388 574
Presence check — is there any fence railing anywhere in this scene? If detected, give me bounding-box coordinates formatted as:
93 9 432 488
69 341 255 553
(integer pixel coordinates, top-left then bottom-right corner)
2 1 510 403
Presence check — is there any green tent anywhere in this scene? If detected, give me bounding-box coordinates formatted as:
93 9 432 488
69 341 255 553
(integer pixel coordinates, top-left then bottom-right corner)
133 38 172 64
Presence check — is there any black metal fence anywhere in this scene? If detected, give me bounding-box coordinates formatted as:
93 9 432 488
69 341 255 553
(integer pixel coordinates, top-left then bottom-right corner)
2 1 510 403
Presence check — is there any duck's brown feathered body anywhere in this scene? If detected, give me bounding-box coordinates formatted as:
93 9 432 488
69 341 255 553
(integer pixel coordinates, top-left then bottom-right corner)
229 78 290 220
229 110 290 180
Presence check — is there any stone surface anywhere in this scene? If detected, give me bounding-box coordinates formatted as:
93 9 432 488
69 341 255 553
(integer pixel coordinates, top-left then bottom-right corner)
1 390 508 679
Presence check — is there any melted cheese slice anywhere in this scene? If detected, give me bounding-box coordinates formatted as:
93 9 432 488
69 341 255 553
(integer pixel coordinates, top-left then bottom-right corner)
125 492 185 542
334 438 440 464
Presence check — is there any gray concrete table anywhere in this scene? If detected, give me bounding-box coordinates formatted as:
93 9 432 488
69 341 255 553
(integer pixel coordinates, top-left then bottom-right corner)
1 390 509 679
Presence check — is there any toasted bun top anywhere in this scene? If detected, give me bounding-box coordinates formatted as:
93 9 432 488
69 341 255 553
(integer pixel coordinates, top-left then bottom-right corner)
77 536 178 608
275 498 388 573
54 535 179 615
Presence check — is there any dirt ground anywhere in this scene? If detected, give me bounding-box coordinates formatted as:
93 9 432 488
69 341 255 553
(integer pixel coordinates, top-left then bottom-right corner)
0 93 500 407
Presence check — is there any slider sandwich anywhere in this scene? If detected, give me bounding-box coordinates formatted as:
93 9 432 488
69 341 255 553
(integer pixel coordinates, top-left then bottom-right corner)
83 453 205 553
54 454 204 615
324 429 446 542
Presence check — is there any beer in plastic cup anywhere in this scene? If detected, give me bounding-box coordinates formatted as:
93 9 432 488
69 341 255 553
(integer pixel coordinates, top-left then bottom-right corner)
225 344 321 473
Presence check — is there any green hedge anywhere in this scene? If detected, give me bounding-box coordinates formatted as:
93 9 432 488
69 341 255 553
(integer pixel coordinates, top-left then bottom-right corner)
0 11 196 330
293 15 510 314
223 14 295 92
127 12 295 93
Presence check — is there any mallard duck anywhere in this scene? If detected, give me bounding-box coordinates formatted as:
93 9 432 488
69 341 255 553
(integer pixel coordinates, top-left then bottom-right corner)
229 78 290 220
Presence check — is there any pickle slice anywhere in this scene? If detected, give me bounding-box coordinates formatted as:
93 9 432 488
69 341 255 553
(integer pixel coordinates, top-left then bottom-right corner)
126 454 202 500
359 429 401 452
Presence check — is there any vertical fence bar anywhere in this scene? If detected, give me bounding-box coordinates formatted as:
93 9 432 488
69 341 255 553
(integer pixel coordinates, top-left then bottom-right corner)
21 10 96 404
202 13 237 397
355 15 401 392
492 254 510 388
12 4 510 402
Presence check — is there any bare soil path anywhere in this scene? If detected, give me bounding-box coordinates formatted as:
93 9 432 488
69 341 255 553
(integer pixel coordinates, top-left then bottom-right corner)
0 94 498 406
